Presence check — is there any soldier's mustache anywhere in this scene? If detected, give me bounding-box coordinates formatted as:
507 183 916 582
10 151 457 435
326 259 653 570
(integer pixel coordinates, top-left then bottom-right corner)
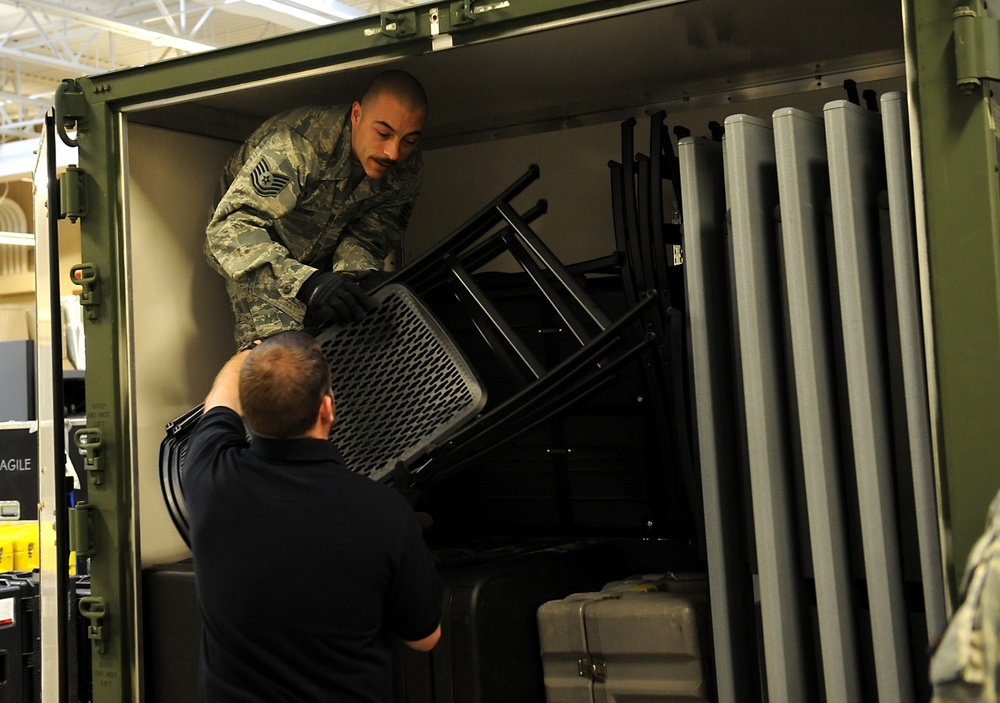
374 157 396 168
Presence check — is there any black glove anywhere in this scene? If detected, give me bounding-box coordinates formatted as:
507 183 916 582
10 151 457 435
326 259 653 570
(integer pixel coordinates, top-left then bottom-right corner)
297 272 376 327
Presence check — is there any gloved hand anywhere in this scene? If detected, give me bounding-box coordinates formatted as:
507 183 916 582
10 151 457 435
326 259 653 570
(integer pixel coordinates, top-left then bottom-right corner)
297 271 376 327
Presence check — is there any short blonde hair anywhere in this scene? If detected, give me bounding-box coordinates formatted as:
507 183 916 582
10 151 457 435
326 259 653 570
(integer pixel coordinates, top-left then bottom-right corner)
239 331 331 438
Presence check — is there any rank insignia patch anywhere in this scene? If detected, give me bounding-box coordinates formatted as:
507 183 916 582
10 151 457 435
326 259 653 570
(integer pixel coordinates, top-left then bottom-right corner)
250 157 291 197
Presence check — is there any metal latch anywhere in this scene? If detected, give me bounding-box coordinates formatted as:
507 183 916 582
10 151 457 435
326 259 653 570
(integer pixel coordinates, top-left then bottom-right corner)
451 1 475 24
54 78 86 147
79 596 108 653
69 502 98 557
578 658 607 682
59 165 87 223
380 11 416 37
69 263 100 320
74 427 105 485
954 4 1000 91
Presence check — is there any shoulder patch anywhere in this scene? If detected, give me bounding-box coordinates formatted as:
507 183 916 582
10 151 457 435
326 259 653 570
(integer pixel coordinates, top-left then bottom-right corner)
250 156 291 197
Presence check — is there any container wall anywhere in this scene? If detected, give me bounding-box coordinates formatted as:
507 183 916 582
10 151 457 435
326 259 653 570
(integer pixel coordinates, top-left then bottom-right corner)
125 123 237 566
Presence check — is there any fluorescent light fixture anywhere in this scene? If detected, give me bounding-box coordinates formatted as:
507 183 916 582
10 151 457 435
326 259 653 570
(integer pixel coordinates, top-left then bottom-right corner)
224 0 365 26
0 232 34 246
294 0 366 21
229 0 327 25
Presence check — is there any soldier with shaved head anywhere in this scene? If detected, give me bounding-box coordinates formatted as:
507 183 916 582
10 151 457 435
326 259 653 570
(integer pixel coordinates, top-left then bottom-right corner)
205 70 428 347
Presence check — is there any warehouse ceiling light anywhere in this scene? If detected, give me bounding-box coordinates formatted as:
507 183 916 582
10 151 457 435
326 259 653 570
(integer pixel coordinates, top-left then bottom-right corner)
224 0 364 26
283 0 365 21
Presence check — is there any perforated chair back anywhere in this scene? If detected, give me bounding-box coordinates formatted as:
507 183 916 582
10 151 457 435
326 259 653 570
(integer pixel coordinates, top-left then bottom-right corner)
316 283 486 481
159 283 485 545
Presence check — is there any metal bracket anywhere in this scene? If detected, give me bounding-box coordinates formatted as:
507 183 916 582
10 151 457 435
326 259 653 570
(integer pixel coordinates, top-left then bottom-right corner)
451 0 475 24
69 263 101 320
954 5 1000 91
69 501 98 557
577 657 607 682
74 426 105 485
78 596 108 654
59 164 87 223
54 79 87 147
380 11 416 38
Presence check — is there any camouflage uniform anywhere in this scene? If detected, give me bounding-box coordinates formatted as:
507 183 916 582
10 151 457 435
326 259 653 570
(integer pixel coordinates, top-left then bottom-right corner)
930 487 1000 702
205 104 422 347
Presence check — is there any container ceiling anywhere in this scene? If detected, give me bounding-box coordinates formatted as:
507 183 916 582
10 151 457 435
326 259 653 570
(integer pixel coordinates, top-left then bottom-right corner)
125 0 905 149
0 0 905 145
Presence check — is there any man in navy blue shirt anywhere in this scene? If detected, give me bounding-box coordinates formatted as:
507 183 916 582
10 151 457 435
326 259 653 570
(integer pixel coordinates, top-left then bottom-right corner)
184 331 442 702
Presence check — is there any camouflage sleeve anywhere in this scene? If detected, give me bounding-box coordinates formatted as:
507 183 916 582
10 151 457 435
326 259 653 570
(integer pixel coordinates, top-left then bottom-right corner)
331 175 421 273
204 127 319 300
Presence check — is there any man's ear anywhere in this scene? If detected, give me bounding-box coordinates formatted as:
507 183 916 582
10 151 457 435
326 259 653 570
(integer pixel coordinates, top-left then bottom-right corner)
351 101 363 128
321 392 336 426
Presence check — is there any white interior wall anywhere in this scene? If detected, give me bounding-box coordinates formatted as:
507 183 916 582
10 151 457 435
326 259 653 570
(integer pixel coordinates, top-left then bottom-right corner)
404 78 906 271
118 75 909 566
126 123 237 567
407 120 644 270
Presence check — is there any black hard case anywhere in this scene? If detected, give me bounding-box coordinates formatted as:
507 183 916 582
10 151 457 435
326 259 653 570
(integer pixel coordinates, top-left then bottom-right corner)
141 561 201 703
393 539 624 703
0 573 38 703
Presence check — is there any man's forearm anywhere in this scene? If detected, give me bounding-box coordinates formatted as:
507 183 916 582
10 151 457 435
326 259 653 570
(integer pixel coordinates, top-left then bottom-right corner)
204 349 252 414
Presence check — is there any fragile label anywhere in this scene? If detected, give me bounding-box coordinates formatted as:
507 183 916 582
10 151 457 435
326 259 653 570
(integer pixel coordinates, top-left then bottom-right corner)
0 457 31 471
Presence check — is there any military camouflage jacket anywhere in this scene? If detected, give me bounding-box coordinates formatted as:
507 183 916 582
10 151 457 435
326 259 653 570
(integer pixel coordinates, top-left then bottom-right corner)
930 487 1000 702
204 104 422 347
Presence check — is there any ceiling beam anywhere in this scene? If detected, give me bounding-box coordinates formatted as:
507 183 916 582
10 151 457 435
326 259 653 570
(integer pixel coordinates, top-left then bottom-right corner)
0 88 49 107
0 43 99 74
5 0 217 53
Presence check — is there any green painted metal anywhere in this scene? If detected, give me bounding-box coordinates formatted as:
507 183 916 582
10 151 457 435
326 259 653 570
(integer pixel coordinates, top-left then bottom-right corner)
908 0 1000 597
60 3 684 701
72 97 136 702
953 5 1000 89
59 0 994 698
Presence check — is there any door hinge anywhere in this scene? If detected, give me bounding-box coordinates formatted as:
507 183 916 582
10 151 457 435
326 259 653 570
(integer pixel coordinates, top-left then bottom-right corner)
59 165 87 223
54 79 86 147
578 657 607 682
78 596 108 654
69 502 98 557
954 4 1000 91
73 426 105 485
69 263 101 321
379 10 416 38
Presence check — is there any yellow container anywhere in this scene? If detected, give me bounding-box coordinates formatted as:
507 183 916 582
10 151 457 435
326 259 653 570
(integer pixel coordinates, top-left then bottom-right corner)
11 523 38 572
0 529 12 572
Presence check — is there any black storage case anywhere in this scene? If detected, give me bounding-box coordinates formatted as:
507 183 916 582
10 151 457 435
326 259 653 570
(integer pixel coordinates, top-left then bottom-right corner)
0 572 39 703
392 538 625 703
0 428 38 521
141 561 201 703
